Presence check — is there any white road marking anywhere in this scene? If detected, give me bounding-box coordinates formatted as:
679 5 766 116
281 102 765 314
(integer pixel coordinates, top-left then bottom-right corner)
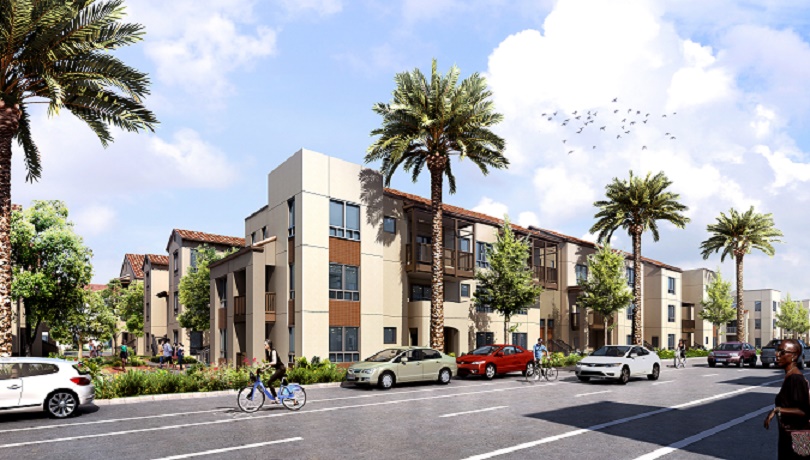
440 406 507 418
631 405 772 460
652 381 673 386
574 391 612 398
701 374 718 377
461 377 784 460
151 437 302 459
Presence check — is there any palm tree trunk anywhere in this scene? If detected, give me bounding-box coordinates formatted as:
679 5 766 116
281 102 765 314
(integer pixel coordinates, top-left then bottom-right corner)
632 229 643 345
736 256 745 342
583 307 589 351
0 101 20 358
604 317 609 345
428 164 445 351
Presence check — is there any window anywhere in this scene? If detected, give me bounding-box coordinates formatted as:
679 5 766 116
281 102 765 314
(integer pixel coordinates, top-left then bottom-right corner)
329 327 359 363
476 242 492 268
460 284 470 298
459 238 471 253
755 319 761 329
773 301 777 312
668 277 676 294
329 200 360 240
289 327 295 359
173 330 179 345
626 267 635 287
262 226 268 240
190 331 203 352
652 336 659 349
329 264 360 301
705 336 709 345
668 305 675 323
548 319 554 329
516 308 528 315
145 302 150 322
667 334 675 350
512 333 528 349
22 363 59 377
575 264 588 284
173 292 179 315
411 284 431 301
289 264 295 300
755 338 761 348
220 329 226 359
627 304 635 320
423 349 441 360
475 332 495 348
773 319 777 329
251 231 256 245
288 199 295 237
474 286 493 313
384 327 397 344
383 216 396 234
755 301 761 312
626 335 633 345
173 251 179 273
190 249 198 269
41 331 49 343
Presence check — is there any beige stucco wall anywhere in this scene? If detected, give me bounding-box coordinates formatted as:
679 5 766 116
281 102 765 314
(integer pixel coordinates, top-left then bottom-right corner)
742 289 782 347
682 268 715 348
643 266 682 349
143 261 168 355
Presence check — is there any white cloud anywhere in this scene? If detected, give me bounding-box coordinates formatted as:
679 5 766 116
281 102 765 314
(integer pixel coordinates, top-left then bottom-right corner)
73 205 116 237
517 211 539 228
279 0 342 17
472 197 509 220
150 129 240 189
756 145 810 190
531 165 596 224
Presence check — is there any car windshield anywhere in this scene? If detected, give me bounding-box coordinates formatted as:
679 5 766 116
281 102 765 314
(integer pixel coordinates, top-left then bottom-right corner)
469 346 499 355
364 349 402 362
717 343 742 351
765 340 782 348
591 346 631 357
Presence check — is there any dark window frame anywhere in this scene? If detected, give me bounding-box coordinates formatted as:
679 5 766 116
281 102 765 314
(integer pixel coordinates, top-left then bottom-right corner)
383 216 396 234
329 200 360 241
329 263 360 301
329 326 360 363
383 327 397 344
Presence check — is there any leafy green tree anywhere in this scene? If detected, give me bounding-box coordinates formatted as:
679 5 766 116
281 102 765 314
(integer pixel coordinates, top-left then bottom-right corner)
51 290 117 358
178 245 224 332
473 217 542 345
590 171 690 345
366 59 508 350
102 278 144 348
700 207 783 342
698 270 735 348
0 0 157 356
577 245 633 347
10 201 92 356
775 294 810 339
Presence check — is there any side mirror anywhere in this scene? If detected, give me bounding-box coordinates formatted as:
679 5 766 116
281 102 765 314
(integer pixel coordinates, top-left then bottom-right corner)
400 357 409 363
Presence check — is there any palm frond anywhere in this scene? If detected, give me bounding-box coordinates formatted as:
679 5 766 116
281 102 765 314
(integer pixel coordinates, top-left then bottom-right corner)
14 106 41 181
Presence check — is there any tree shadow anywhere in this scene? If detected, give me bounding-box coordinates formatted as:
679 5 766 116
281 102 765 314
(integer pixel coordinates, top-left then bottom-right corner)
358 168 394 247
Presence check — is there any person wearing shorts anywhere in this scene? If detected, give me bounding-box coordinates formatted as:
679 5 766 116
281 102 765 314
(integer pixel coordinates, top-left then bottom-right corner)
120 344 129 370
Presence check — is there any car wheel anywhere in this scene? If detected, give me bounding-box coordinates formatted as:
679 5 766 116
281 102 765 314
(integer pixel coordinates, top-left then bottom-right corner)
438 368 452 385
748 358 757 368
522 362 534 377
484 364 496 380
46 391 78 418
709 362 716 368
619 366 630 385
762 362 770 368
647 363 660 381
577 376 590 382
378 372 395 390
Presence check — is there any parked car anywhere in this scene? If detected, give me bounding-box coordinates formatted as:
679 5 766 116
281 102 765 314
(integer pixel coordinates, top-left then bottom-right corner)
456 344 535 379
760 339 810 369
708 342 758 368
575 345 660 384
0 357 94 418
345 346 457 389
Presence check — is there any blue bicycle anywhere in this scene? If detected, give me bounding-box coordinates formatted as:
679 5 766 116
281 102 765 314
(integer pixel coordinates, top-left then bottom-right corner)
237 369 307 412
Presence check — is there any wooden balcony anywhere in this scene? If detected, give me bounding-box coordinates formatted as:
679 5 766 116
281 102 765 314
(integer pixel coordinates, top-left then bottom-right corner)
234 295 246 323
682 319 696 332
405 243 474 278
532 266 559 290
265 292 276 323
588 311 609 330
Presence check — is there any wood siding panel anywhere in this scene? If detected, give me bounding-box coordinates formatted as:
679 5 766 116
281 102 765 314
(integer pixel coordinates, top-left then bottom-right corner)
288 299 295 326
329 300 360 326
329 238 360 266
288 237 295 264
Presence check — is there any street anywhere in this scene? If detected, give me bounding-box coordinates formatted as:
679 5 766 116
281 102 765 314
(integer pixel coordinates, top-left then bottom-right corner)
0 359 787 459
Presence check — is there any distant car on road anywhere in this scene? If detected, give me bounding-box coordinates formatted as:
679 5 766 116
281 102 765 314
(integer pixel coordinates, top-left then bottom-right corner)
708 342 757 368
760 339 810 369
345 346 456 389
0 357 94 418
575 345 660 384
456 344 535 379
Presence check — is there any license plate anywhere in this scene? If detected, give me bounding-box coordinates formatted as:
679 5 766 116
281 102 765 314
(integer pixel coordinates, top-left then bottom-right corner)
346 375 356 381
716 358 726 362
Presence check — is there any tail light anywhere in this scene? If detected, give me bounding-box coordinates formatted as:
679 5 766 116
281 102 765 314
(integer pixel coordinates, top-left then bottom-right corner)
70 377 91 386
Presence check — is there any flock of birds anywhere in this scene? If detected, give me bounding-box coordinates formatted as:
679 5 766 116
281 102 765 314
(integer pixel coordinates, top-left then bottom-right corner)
543 98 678 155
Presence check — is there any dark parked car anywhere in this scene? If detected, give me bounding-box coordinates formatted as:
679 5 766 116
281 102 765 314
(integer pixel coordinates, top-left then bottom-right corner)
760 339 810 369
708 342 757 368
456 344 535 379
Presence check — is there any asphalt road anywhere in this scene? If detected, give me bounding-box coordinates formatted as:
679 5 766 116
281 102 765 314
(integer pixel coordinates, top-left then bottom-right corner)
0 358 790 459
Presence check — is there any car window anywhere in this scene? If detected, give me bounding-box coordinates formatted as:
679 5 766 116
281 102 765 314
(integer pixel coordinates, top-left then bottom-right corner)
422 349 441 360
470 346 498 356
765 340 781 348
718 343 742 351
406 350 423 362
637 348 649 356
502 347 516 356
23 363 58 377
365 349 402 362
592 346 631 357
0 363 22 380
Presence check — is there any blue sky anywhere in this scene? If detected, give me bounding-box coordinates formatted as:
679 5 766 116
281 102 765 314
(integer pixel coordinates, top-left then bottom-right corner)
11 0 810 300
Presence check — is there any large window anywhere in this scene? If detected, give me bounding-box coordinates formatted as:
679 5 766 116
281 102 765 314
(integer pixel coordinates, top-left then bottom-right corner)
173 251 179 273
476 242 492 268
173 292 179 316
755 319 761 330
329 264 359 301
773 301 778 312
667 334 675 349
411 284 431 301
575 264 588 284
289 264 295 300
626 267 635 287
383 216 396 234
512 333 527 349
329 327 359 363
475 332 495 348
384 327 397 344
667 305 675 323
288 198 295 237
475 286 493 313
755 301 762 312
329 200 360 240
460 284 470 298
190 249 198 269
668 277 676 294
626 303 634 320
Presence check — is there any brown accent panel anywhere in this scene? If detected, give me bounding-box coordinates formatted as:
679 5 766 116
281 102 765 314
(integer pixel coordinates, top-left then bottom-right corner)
217 308 226 329
288 237 295 264
288 299 295 326
329 300 360 326
329 238 360 266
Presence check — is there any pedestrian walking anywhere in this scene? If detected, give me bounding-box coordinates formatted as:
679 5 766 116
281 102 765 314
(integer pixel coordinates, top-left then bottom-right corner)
675 339 686 368
160 340 173 369
763 339 810 459
120 343 129 370
176 343 185 371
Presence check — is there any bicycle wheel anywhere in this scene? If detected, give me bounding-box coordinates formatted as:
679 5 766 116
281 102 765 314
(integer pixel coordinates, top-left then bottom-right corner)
544 367 558 382
237 386 265 413
525 362 536 383
280 385 307 411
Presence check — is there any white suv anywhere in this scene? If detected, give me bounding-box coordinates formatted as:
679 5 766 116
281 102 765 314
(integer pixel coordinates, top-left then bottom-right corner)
0 357 95 418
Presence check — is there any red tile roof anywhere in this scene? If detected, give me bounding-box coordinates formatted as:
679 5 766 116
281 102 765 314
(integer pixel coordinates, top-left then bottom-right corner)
85 284 107 292
146 254 169 267
174 229 245 248
124 254 145 279
384 188 682 273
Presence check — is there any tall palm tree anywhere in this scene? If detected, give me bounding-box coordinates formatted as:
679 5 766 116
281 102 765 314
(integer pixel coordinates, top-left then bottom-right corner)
590 171 689 345
0 0 157 356
365 59 507 350
700 207 782 343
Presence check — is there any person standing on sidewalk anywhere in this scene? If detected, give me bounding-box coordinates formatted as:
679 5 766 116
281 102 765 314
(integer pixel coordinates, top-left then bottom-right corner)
120 343 128 370
176 343 185 371
675 339 686 368
160 340 173 369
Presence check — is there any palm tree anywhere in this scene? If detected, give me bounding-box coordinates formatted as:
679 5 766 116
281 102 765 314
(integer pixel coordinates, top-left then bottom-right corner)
700 207 783 343
365 59 507 350
0 0 157 356
590 171 689 345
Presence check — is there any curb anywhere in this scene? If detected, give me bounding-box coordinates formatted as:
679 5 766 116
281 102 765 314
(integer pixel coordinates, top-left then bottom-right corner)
93 381 344 406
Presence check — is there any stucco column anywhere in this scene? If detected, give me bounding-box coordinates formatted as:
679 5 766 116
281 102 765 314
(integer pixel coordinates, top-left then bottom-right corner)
246 252 265 364
209 276 219 366
226 272 236 364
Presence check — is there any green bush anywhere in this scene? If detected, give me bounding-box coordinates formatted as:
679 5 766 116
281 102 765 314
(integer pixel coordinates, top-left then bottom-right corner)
148 355 197 364
655 349 710 359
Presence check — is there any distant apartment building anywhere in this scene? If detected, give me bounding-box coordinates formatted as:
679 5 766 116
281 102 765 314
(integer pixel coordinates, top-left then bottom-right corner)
142 254 169 356
207 149 710 367
117 254 147 354
681 268 717 348
736 289 782 348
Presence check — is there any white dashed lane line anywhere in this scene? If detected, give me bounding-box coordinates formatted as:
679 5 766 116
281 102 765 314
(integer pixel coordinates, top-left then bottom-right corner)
574 391 612 398
440 406 507 418
151 437 303 460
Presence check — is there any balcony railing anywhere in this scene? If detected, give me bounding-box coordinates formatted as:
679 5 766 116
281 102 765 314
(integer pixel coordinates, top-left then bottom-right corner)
682 319 696 331
405 243 474 278
532 266 559 289
265 292 276 323
726 326 737 334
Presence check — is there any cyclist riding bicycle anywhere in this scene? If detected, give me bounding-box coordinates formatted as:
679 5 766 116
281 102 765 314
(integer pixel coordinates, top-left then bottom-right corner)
533 338 549 377
262 340 286 403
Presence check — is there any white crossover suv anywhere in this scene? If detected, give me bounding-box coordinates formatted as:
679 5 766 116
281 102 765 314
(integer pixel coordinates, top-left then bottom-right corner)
0 357 95 418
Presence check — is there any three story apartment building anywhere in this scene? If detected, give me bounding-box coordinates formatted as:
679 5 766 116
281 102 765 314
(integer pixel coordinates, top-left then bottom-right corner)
143 254 169 355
